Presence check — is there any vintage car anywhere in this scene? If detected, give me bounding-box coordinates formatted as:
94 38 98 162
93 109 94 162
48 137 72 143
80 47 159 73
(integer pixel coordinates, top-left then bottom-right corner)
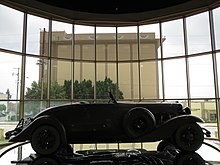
5 93 211 155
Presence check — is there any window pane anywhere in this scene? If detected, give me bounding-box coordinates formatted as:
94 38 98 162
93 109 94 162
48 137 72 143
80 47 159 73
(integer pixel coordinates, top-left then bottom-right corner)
118 26 138 62
0 53 21 100
118 63 132 99
163 58 187 99
96 27 116 62
188 55 215 98
50 59 72 100
0 5 23 52
118 26 138 99
73 61 94 100
24 101 45 118
27 14 49 55
25 56 48 103
139 23 161 59
213 7 220 50
162 19 185 58
0 100 8 122
0 101 19 122
51 20 72 59
75 25 94 61
186 12 211 54
190 100 217 138
141 61 160 99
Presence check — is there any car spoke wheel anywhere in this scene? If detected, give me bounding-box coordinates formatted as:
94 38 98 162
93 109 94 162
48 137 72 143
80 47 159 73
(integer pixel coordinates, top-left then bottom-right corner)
123 107 156 138
174 123 204 152
31 125 61 155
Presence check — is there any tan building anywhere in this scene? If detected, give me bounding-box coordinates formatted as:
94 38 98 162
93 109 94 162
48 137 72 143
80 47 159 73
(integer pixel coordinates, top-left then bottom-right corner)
40 31 164 100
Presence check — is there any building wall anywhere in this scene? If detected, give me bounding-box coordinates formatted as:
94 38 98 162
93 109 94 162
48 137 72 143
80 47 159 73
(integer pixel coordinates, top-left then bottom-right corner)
42 31 161 100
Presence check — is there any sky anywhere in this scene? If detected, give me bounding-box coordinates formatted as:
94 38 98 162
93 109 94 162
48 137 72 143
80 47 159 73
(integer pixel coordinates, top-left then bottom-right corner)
0 4 220 100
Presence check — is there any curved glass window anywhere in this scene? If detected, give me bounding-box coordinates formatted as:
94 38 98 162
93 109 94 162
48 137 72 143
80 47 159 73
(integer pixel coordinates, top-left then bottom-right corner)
186 12 211 54
0 4 220 147
0 5 23 52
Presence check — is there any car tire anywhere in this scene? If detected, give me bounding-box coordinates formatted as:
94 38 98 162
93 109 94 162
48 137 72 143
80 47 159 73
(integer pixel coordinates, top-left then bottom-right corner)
174 122 204 152
32 155 60 165
123 107 156 138
157 139 176 152
31 125 61 155
174 152 205 165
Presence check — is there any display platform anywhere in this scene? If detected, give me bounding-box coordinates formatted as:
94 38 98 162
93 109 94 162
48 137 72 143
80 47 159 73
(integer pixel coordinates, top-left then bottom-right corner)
0 140 220 165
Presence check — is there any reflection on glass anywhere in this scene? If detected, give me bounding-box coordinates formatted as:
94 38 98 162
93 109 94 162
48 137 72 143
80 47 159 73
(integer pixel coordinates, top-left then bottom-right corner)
186 12 211 54
0 5 23 52
2 142 219 164
162 19 184 58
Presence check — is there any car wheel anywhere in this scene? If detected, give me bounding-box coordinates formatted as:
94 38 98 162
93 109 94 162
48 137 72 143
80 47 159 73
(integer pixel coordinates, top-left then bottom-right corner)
174 123 204 152
174 152 205 165
31 125 61 155
123 107 156 138
32 156 60 165
157 139 176 152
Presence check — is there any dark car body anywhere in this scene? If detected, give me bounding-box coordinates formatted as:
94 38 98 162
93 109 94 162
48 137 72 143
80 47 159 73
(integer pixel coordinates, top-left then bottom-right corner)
5 99 211 155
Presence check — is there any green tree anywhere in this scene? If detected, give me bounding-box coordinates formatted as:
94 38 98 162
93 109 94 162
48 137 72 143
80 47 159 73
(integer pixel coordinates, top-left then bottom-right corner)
25 81 44 99
63 77 123 100
96 77 123 99
26 77 123 101
73 79 93 99
63 80 71 99
25 81 66 99
0 104 6 111
50 81 66 99
25 81 66 115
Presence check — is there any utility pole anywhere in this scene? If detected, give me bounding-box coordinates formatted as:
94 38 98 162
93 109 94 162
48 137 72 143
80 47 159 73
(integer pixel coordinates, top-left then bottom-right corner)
12 67 20 120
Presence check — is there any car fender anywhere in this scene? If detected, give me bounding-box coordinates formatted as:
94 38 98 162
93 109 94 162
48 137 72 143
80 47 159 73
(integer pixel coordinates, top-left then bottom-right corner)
138 115 204 142
9 115 67 144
